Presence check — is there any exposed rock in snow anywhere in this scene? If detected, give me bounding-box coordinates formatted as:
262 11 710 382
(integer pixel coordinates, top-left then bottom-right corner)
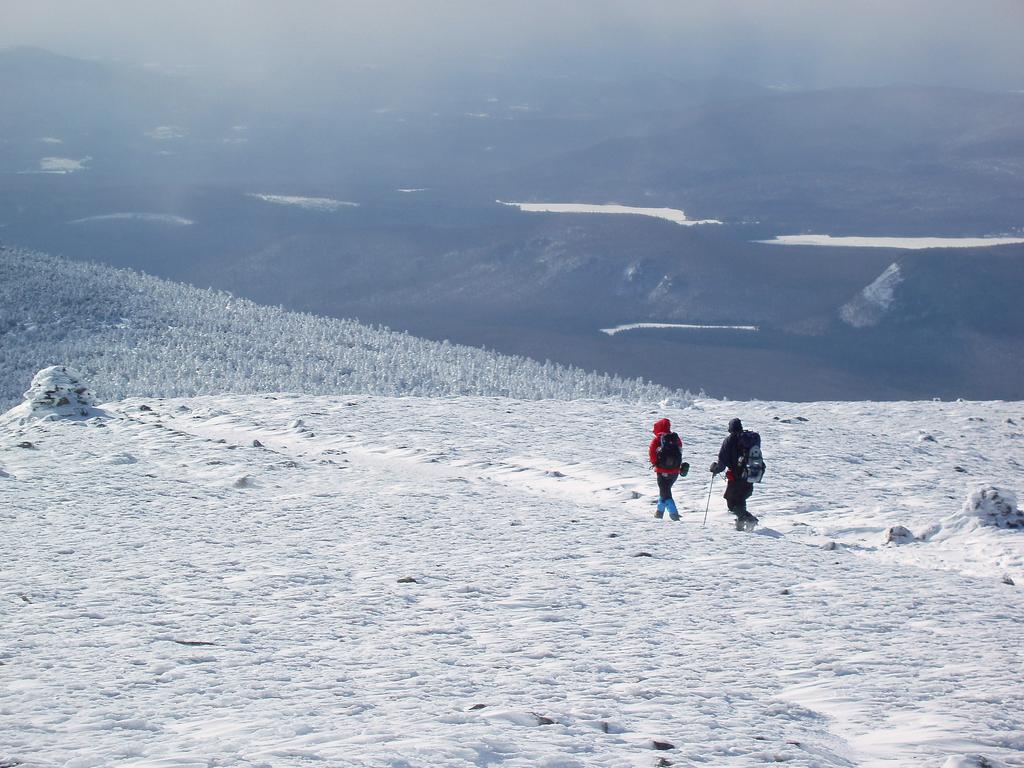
884 525 916 545
839 262 903 328
2 366 105 425
103 453 137 466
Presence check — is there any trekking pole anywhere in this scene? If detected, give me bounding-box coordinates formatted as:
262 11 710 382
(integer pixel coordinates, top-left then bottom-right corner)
702 473 716 527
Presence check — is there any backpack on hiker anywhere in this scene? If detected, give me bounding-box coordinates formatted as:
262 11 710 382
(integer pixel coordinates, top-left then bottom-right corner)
737 430 765 483
656 432 683 471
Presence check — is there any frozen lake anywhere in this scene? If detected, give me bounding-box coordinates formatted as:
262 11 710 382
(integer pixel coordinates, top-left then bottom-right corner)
601 322 759 336
70 213 194 226
757 234 1024 249
500 201 722 226
247 193 359 212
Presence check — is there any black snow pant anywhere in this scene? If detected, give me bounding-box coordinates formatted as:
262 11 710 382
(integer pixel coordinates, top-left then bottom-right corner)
724 478 754 514
657 472 677 501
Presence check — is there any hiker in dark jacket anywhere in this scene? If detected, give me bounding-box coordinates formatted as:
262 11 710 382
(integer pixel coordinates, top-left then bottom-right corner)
649 417 686 520
709 418 762 531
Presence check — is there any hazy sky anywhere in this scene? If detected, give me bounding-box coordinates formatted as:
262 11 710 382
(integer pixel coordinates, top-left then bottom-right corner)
2 0 1023 88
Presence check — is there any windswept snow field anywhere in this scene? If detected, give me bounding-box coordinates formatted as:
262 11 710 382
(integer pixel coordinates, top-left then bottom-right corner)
2 388 1023 767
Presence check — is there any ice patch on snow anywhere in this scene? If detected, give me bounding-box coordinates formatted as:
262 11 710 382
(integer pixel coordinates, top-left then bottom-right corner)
498 201 722 226
247 193 359 212
840 263 903 328
2 366 106 425
758 235 1024 249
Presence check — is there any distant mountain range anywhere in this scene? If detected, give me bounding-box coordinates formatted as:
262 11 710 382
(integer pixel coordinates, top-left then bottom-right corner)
1 47 1022 400
499 85 1024 234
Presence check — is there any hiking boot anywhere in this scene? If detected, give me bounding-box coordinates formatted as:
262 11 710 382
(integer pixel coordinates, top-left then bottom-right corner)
734 515 744 531
743 514 759 532
669 514 680 522
655 511 664 519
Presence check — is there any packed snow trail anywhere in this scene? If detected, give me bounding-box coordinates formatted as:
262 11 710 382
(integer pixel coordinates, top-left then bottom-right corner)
1 395 1022 767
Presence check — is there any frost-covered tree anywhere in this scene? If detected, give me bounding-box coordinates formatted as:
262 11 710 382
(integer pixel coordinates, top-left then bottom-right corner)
0 248 690 409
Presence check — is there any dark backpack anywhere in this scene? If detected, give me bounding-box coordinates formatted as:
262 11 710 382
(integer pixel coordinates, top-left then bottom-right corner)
737 430 765 483
656 432 682 470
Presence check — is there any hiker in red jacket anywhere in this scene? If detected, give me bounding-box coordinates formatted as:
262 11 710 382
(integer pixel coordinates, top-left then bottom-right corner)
648 417 688 520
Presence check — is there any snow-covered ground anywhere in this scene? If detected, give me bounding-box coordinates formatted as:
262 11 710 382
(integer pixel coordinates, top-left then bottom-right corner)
3 386 1022 767
498 202 722 226
757 235 1024 249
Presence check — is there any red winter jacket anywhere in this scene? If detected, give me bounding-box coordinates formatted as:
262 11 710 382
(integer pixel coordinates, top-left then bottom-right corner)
649 418 683 474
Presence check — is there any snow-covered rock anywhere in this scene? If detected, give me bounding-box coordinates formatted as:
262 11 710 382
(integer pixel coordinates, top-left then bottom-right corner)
2 366 105 425
918 487 1023 541
960 486 1023 530
883 525 916 545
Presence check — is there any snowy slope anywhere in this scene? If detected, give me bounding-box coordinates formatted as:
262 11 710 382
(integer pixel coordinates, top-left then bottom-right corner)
0 247 680 410
2 389 1022 767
